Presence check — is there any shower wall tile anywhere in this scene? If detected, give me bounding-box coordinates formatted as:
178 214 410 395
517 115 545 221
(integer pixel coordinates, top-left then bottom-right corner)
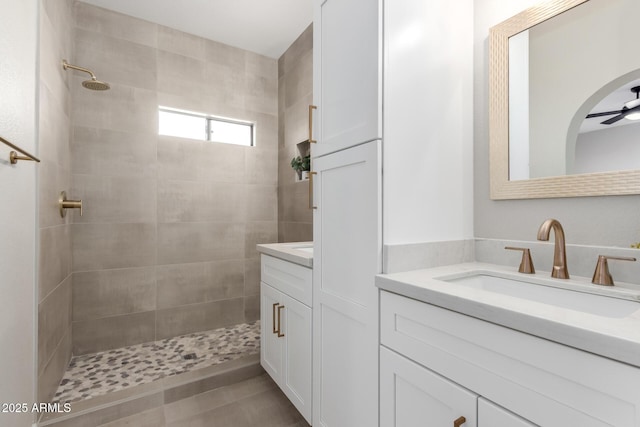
157 50 206 97
40 82 71 171
245 147 278 186
72 267 157 322
39 224 72 302
156 298 244 340
157 180 246 223
38 328 72 404
75 28 158 91
244 221 278 259
277 24 313 244
156 260 244 309
71 80 158 134
244 258 261 297
39 160 71 229
74 1 157 48
244 295 260 322
157 222 244 265
73 311 156 354
158 26 205 60
71 127 157 178
72 223 157 271
40 13 71 119
246 185 278 221
70 174 157 223
38 275 72 376
157 136 246 183
68 3 282 354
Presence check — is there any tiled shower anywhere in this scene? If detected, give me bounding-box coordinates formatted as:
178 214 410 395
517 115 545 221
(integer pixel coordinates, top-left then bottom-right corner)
37 0 312 408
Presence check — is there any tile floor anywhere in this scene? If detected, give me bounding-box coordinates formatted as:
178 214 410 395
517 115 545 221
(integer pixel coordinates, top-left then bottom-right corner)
97 374 309 427
53 321 260 404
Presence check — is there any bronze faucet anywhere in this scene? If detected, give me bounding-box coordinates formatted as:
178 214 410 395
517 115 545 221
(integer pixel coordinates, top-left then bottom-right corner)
536 219 569 279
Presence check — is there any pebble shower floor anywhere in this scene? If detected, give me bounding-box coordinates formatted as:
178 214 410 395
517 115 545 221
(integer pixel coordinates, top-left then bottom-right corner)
52 321 260 404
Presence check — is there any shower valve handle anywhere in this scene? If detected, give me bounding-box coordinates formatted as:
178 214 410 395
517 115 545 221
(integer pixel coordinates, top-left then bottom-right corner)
59 191 83 218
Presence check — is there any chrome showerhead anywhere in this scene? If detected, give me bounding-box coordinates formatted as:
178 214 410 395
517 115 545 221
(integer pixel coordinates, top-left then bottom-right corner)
62 60 110 91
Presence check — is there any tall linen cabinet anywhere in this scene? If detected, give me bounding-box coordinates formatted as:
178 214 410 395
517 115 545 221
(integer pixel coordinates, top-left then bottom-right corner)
311 0 382 426
311 0 473 425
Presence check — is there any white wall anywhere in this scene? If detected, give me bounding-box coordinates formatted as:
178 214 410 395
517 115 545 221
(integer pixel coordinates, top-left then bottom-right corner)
383 0 474 245
574 122 640 174
0 0 38 425
474 0 640 248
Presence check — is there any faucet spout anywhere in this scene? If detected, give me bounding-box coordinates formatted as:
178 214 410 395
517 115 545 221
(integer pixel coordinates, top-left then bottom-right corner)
536 218 570 279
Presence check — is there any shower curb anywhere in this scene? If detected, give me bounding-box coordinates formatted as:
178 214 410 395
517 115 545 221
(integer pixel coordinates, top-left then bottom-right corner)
38 353 262 427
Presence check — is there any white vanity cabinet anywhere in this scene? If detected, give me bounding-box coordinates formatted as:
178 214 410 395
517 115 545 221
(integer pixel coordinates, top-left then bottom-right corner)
380 290 640 427
260 255 312 424
312 0 381 155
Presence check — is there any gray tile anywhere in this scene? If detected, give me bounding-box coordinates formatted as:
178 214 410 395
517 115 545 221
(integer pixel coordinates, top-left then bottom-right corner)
157 180 246 223
244 221 278 259
72 311 156 355
37 327 72 404
72 267 157 321
70 174 156 223
204 39 246 71
163 372 273 423
156 260 244 309
98 407 165 427
284 93 314 146
39 160 71 229
156 299 244 340
157 136 246 183
245 147 278 186
283 50 313 110
39 79 71 169
74 2 157 48
245 73 278 116
246 185 277 221
203 62 246 112
280 222 313 243
71 126 157 178
39 224 72 302
246 52 277 80
74 28 157 91
72 223 156 271
38 275 72 376
157 222 244 265
244 295 260 323
279 24 313 77
71 79 158 134
244 259 261 297
158 26 205 60
157 50 205 97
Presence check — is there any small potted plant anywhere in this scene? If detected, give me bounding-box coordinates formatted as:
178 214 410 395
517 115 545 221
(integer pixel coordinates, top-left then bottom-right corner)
291 154 311 180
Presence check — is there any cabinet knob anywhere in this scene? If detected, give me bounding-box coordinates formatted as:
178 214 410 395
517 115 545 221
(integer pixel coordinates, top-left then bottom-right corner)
453 416 466 427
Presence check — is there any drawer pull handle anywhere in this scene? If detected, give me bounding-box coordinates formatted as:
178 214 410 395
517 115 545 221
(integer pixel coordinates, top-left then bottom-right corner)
277 304 285 337
272 303 279 334
453 416 466 427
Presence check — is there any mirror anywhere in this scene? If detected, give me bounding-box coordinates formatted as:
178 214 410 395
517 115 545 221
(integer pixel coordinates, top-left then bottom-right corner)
489 0 640 199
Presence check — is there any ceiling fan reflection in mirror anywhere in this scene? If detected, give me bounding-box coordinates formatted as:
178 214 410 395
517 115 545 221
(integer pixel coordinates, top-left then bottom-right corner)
586 86 640 124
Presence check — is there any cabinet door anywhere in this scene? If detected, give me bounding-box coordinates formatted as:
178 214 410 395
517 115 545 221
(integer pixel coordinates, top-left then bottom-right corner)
381 347 478 427
281 293 313 424
313 0 381 155
313 141 381 427
260 282 283 381
478 398 535 427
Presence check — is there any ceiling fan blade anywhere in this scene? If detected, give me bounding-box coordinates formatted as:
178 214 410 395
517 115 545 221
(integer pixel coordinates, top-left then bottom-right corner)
600 104 640 125
586 110 623 119
601 113 627 125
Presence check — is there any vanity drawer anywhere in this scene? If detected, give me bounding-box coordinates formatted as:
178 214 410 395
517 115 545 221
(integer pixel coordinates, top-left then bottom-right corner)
380 291 640 427
261 255 312 306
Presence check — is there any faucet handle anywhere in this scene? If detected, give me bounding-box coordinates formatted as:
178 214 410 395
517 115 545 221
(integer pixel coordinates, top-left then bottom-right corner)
591 255 636 286
505 247 535 274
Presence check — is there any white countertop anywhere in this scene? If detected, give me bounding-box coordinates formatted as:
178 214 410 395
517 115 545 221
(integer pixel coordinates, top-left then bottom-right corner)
256 241 313 268
376 262 640 368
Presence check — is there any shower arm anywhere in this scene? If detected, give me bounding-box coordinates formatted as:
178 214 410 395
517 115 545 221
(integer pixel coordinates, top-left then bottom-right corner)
62 60 98 80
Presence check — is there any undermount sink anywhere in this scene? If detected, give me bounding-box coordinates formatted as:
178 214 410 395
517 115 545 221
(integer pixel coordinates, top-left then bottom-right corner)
438 272 640 318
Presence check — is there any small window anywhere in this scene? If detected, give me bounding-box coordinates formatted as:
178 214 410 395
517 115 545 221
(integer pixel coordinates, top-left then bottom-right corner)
159 107 254 146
